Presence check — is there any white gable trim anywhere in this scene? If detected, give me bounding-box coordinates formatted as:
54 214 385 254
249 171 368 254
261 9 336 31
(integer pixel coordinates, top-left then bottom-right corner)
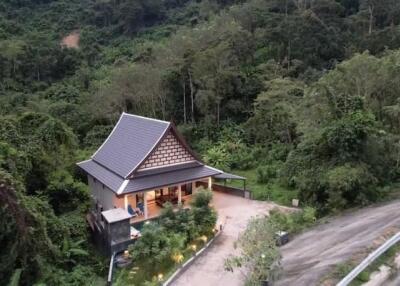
124 122 171 179
122 112 169 124
204 165 224 174
117 179 130 195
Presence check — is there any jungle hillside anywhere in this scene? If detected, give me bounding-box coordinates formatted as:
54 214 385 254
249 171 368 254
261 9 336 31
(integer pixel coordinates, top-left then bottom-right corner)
2 0 400 284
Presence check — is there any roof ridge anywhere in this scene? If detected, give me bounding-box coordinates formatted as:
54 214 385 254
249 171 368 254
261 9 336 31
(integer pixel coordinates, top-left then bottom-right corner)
124 121 171 178
121 112 169 124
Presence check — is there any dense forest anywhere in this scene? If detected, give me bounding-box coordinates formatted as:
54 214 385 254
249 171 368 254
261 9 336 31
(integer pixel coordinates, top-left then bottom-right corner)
2 0 400 284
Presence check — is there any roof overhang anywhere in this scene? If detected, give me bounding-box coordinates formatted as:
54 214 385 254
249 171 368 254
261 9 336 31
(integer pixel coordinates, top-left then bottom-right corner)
214 172 246 180
118 163 222 195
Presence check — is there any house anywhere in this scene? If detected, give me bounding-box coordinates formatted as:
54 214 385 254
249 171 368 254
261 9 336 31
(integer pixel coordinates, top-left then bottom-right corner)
77 113 246 253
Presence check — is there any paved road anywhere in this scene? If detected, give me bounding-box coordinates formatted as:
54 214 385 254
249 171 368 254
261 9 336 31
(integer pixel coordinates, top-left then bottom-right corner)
172 191 289 286
276 200 400 286
387 275 400 285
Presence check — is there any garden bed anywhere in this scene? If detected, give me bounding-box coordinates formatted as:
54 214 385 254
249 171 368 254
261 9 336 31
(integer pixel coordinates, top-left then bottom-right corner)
113 189 218 286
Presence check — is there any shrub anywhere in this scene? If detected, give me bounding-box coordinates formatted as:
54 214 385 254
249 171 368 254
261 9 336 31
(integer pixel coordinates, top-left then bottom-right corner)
191 188 217 235
269 207 316 234
203 145 231 171
129 223 185 271
225 216 281 284
159 203 198 242
256 165 278 184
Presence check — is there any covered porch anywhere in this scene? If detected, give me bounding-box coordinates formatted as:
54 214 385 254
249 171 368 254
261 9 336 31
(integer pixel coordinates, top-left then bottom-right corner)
117 177 212 223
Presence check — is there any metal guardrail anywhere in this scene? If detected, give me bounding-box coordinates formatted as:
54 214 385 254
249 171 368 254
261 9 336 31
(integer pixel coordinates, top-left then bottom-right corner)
337 231 400 286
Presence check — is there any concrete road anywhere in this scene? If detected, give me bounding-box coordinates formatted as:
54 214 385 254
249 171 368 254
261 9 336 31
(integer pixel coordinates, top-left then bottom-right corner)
172 191 289 286
276 200 400 286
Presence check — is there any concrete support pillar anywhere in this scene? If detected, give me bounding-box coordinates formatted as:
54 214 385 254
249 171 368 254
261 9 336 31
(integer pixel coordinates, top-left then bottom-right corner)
178 185 182 204
208 177 212 190
124 195 128 210
144 192 148 219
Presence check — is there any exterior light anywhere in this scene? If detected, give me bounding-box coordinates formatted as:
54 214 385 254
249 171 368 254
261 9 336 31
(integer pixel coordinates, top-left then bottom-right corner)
172 253 184 264
145 221 150 224
158 273 164 281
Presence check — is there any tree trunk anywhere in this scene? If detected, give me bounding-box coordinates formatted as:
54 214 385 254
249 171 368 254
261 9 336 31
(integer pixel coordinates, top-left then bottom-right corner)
188 69 195 123
216 99 220 127
287 40 291 70
182 76 187 124
368 5 374 35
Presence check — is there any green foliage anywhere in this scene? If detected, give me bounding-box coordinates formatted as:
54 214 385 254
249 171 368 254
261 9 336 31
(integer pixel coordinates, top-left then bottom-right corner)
256 165 278 184
8 269 22 286
191 188 217 235
129 223 185 268
123 189 216 284
268 207 317 234
46 170 90 214
225 216 281 284
159 203 198 242
203 145 232 171
3 0 400 283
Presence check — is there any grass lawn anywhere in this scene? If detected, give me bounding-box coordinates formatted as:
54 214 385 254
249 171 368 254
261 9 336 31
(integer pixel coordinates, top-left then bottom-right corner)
222 169 299 206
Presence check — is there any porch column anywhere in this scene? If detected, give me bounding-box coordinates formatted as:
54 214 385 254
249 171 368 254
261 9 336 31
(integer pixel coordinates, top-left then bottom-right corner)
144 192 148 219
208 177 212 190
124 195 128 210
178 185 182 204
192 181 196 194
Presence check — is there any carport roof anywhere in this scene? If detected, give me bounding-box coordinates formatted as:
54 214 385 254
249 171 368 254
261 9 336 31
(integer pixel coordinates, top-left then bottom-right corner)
214 172 246 180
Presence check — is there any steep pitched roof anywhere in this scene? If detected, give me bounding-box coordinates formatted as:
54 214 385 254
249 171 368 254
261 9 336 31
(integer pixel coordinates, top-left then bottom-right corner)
77 113 221 195
91 113 170 178
77 159 125 192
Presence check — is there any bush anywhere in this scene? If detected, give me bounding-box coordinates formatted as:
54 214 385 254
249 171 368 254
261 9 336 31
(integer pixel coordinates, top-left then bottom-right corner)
129 223 185 271
269 207 316 234
256 165 278 184
225 216 281 284
191 188 217 235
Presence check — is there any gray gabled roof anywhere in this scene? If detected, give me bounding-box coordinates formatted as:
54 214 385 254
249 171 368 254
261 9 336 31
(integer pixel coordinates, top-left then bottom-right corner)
121 163 222 194
91 113 170 178
77 113 222 195
77 159 124 192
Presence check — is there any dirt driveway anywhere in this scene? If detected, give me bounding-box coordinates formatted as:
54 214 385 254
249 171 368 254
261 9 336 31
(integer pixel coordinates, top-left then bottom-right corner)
276 200 400 286
172 191 287 286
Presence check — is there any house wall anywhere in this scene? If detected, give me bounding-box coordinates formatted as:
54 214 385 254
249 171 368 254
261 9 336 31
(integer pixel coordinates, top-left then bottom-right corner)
88 175 116 211
113 195 125 209
138 131 194 170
